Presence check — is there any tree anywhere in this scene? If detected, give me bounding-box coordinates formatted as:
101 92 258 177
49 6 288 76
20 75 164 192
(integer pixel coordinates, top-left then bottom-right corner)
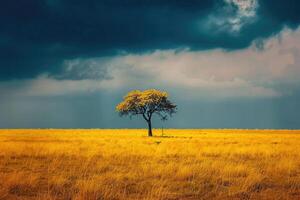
116 89 177 136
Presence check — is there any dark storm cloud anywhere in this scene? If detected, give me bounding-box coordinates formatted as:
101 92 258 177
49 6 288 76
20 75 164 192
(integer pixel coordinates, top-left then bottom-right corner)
0 0 300 80
259 0 300 27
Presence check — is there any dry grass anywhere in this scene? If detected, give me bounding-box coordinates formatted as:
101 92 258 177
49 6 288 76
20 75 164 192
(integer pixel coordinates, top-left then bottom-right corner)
0 129 299 200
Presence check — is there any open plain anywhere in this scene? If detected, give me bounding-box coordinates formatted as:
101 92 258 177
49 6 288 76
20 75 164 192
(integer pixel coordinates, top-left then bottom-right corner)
0 129 299 200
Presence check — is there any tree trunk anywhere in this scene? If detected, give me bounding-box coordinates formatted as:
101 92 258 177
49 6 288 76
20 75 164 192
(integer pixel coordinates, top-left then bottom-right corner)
147 120 153 137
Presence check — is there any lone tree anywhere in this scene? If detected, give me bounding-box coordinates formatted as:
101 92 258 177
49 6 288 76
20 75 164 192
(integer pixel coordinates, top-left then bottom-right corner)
116 89 177 136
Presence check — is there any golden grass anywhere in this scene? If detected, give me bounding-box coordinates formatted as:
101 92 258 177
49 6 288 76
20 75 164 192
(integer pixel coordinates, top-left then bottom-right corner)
0 129 299 200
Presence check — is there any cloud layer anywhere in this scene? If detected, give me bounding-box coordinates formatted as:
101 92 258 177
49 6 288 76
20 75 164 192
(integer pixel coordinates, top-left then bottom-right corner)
2 27 300 99
1 0 300 80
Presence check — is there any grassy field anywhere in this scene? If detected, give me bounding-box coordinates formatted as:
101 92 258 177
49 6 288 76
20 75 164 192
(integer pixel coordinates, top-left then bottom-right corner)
0 129 299 200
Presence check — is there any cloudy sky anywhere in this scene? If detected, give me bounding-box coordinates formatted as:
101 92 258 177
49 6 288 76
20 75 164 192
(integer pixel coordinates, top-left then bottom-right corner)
1 0 300 128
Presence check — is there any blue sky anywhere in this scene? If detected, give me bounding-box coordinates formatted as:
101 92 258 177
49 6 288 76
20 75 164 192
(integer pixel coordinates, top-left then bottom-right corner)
1 0 300 128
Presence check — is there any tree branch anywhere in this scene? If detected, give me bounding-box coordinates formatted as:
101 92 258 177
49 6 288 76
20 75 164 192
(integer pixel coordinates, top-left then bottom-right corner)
142 113 149 122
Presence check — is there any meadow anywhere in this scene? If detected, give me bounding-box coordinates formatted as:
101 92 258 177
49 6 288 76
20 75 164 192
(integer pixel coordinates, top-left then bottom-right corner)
0 129 299 200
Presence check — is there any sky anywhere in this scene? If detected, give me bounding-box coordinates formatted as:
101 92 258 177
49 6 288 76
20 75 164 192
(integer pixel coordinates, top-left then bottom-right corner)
1 0 300 129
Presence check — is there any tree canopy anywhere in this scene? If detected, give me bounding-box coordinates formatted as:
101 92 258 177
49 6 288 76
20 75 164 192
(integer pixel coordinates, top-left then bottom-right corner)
116 89 177 136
